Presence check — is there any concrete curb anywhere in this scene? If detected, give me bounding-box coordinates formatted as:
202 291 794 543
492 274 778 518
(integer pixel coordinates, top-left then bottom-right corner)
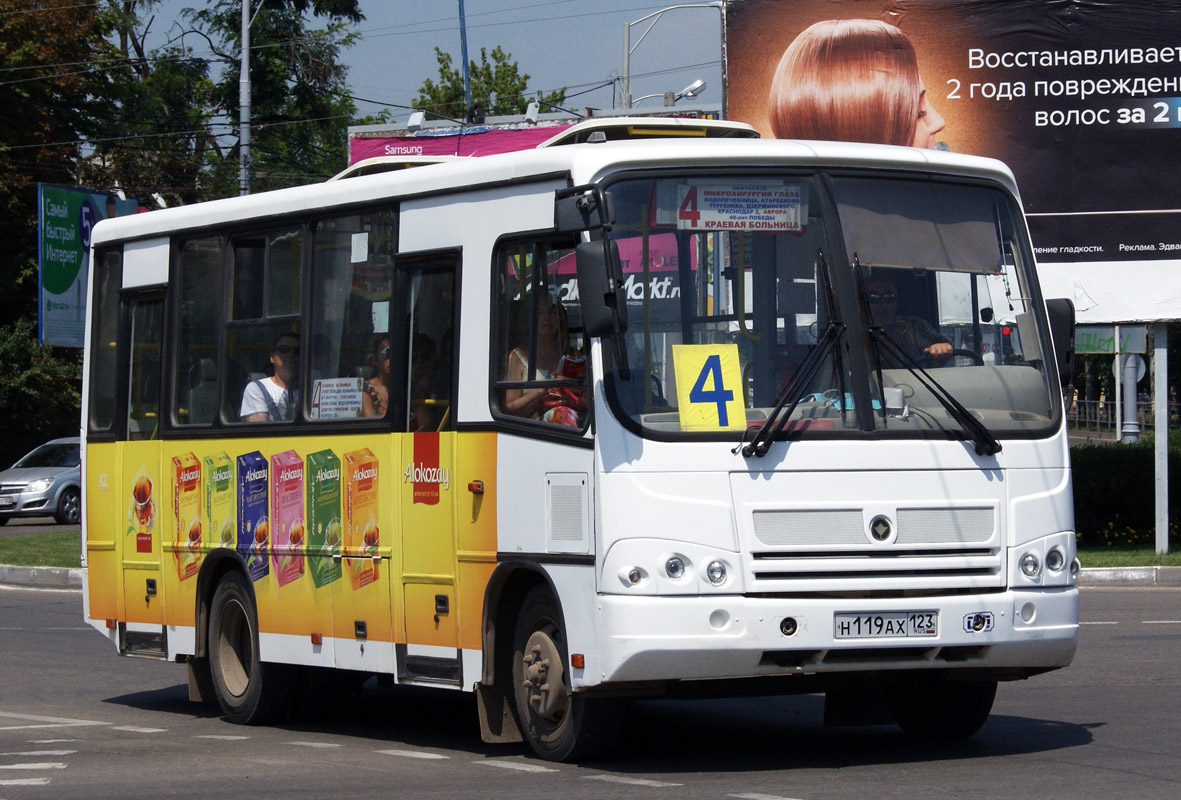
1077 566 1181 586
0 564 84 590
1 563 1178 590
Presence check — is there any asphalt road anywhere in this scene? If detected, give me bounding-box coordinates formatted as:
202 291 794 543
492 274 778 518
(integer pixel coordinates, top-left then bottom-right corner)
0 518 78 540
1 586 1179 799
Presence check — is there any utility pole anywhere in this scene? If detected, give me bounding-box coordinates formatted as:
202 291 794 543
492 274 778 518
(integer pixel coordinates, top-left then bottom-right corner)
239 0 252 196
458 0 471 120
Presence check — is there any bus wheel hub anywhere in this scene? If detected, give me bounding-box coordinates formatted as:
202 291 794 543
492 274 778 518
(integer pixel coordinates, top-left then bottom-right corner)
522 630 566 720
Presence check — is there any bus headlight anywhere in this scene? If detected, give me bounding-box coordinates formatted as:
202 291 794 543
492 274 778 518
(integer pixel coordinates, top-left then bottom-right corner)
665 556 686 579
1019 552 1041 578
1045 547 1065 572
706 560 727 585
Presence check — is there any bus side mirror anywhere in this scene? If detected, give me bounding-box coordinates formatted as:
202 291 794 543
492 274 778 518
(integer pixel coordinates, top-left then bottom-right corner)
1045 298 1075 388
576 239 628 338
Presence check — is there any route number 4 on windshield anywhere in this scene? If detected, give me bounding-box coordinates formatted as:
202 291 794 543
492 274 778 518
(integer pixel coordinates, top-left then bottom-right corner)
671 344 746 432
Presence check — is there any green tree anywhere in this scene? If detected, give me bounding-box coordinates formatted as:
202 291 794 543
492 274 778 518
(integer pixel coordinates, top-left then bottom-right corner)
0 320 83 469
187 0 365 193
414 46 567 122
81 1 218 206
0 0 110 326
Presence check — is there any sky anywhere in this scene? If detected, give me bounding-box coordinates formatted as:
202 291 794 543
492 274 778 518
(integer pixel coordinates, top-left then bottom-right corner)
145 0 728 123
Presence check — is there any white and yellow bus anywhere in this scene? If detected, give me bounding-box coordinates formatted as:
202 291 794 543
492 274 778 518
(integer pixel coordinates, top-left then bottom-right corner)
82 130 1079 761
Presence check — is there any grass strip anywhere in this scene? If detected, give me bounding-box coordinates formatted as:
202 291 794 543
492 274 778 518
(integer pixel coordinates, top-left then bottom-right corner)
0 529 81 568
1 530 1179 571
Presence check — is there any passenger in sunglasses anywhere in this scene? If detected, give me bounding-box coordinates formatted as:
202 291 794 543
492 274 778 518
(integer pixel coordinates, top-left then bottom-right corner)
361 334 391 418
240 332 300 422
865 275 951 367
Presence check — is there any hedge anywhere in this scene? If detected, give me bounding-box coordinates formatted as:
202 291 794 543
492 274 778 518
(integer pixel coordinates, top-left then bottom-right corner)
1071 430 1181 548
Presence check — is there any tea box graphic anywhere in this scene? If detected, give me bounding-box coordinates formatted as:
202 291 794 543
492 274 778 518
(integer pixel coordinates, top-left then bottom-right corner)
269 450 305 587
306 449 342 588
172 452 202 581
129 467 155 554
343 447 380 589
236 451 270 582
204 452 234 550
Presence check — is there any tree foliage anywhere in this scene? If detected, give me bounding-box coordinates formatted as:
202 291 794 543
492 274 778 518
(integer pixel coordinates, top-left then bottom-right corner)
0 0 366 466
0 320 84 469
414 46 566 121
0 0 109 326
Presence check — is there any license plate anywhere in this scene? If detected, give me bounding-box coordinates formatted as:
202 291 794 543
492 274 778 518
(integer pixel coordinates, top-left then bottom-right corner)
0 496 14 508
834 611 938 639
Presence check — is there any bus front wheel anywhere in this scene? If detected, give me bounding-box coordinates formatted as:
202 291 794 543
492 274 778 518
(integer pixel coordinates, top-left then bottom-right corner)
208 571 290 724
510 586 619 762
887 678 997 741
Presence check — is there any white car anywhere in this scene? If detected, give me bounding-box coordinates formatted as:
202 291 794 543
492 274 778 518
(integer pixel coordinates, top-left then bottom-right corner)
0 437 81 526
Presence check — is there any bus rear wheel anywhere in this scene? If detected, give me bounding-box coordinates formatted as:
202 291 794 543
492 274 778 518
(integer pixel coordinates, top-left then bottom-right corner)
208 571 290 724
510 586 619 762
887 678 997 741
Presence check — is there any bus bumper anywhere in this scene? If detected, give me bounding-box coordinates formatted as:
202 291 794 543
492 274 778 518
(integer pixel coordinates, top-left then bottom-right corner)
585 587 1077 686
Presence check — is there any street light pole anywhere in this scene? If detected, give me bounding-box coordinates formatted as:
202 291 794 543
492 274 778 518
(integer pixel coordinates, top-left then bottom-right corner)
621 2 723 109
239 0 251 195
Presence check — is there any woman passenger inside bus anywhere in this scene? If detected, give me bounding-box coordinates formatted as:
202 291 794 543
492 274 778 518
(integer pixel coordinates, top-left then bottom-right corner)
503 292 585 425
767 18 946 149
240 332 300 422
360 333 390 418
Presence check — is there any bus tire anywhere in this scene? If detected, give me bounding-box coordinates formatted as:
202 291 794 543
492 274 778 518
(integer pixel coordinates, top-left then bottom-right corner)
888 678 997 742
208 571 290 724
510 586 620 762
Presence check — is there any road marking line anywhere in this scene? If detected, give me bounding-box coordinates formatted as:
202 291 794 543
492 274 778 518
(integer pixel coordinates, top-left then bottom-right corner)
287 742 341 749
112 726 167 734
0 777 53 786
0 763 67 770
730 794 806 800
28 740 76 744
1080 621 1119 625
584 775 682 787
0 751 76 757
376 749 450 760
194 735 250 741
477 760 558 773
1143 620 1181 624
0 712 105 732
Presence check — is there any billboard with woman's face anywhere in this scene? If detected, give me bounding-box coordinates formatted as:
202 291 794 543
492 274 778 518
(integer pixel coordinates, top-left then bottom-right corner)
725 0 1181 321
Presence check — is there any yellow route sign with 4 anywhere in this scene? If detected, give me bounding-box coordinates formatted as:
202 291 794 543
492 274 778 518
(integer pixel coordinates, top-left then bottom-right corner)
671 344 746 432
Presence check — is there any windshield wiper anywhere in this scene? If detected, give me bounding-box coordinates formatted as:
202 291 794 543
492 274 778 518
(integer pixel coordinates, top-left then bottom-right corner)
740 322 845 458
870 331 1002 456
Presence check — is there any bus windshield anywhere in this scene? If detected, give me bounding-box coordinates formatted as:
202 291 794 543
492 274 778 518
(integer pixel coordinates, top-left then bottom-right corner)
599 173 1058 441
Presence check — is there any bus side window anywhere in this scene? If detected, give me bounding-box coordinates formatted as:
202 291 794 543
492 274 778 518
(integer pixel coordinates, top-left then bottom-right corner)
403 267 454 432
308 210 395 421
127 296 164 440
88 249 122 434
173 237 221 426
226 227 304 425
492 240 587 429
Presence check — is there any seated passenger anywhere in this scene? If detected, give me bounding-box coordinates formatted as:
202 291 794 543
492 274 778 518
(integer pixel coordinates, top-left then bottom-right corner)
865 276 952 367
240 333 300 422
360 334 390 418
503 295 585 425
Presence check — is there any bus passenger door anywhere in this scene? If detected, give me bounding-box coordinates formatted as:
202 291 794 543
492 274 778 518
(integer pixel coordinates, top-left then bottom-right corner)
118 293 166 655
398 262 460 684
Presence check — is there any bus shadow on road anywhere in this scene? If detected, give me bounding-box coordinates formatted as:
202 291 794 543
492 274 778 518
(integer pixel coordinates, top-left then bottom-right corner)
601 695 1096 772
99 683 1096 768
